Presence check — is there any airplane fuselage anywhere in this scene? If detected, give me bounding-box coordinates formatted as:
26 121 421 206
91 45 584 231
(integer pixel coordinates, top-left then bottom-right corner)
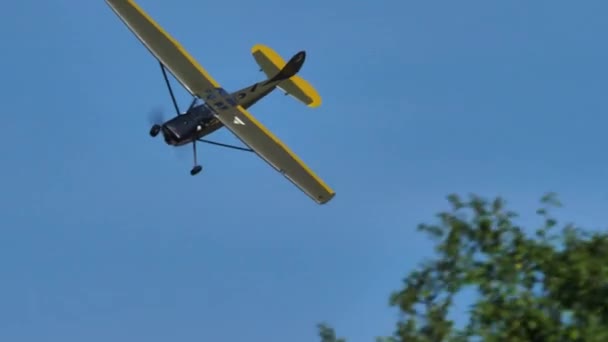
160 78 279 147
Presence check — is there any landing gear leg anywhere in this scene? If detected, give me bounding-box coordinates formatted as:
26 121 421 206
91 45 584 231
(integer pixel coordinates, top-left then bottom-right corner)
190 140 203 175
150 124 161 137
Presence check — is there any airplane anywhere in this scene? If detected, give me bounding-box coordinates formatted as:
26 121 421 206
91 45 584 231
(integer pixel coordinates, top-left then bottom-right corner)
104 0 335 204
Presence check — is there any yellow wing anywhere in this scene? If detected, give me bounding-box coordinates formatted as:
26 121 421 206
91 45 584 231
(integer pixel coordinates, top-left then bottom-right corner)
105 0 220 96
105 0 335 204
208 97 335 204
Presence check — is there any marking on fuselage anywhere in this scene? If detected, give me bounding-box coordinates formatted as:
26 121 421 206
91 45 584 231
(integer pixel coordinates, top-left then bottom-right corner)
233 116 245 125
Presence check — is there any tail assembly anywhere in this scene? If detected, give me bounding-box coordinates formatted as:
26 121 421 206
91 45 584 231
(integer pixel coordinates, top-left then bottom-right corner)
252 44 322 108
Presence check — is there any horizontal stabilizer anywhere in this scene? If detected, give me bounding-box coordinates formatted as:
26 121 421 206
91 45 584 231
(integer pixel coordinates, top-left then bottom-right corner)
252 44 322 108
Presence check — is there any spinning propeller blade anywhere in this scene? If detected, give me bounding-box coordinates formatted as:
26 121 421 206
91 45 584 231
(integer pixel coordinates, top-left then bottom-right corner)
147 106 165 125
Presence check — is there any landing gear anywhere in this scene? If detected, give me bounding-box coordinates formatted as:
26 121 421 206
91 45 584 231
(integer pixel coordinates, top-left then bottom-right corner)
190 138 202 176
150 124 161 137
190 165 202 175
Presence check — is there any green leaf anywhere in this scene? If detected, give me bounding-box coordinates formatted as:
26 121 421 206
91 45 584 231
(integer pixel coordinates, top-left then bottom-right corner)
318 193 608 342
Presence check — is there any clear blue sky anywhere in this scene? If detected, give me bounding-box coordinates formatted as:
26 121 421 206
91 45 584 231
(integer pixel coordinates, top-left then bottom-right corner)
1 0 608 341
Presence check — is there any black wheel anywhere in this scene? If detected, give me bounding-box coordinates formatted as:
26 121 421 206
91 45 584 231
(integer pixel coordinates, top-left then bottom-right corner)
149 124 161 137
190 165 202 175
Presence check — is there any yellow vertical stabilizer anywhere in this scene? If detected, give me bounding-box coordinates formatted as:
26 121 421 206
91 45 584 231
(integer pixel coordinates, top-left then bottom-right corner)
251 44 322 108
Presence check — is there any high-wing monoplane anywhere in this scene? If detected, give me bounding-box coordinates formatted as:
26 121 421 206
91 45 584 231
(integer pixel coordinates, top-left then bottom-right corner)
105 0 335 204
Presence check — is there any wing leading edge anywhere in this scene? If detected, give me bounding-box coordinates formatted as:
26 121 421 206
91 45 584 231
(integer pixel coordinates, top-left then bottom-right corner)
104 0 220 95
104 0 335 204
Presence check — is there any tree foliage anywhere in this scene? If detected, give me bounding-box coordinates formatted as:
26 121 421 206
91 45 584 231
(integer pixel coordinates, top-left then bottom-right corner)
317 323 346 342
318 193 608 341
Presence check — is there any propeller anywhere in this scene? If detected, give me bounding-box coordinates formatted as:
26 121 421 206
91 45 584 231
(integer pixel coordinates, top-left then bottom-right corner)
155 62 197 122
147 106 166 126
146 61 177 130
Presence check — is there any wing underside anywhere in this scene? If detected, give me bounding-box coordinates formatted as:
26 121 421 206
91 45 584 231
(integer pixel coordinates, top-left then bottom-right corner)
212 103 335 204
105 0 335 204
105 0 220 95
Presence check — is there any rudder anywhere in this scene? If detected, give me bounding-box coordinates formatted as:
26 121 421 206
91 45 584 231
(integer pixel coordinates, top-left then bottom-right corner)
251 44 322 108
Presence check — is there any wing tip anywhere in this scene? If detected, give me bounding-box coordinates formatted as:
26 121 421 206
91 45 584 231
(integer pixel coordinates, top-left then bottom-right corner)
251 43 269 54
307 96 322 108
316 191 336 205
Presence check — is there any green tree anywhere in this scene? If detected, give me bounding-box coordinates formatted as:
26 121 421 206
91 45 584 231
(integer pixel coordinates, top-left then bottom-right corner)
318 193 608 341
317 323 346 342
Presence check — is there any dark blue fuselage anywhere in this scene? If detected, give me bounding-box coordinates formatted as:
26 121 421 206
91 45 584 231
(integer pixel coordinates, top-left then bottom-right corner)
159 82 277 146
161 102 216 146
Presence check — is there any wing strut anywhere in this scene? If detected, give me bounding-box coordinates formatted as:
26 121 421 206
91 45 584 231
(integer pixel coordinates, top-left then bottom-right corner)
159 62 181 115
197 138 253 152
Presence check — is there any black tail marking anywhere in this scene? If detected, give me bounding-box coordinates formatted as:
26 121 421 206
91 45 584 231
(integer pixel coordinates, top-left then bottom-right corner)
264 51 306 85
